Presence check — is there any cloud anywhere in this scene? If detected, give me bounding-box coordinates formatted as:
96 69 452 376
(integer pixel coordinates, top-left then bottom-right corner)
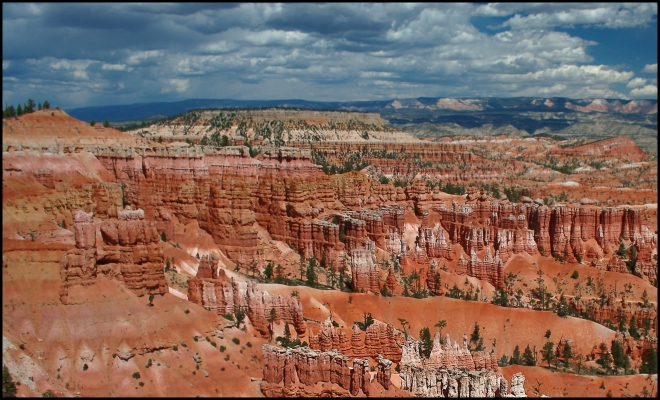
477 3 658 29
627 77 647 88
164 79 189 93
101 63 130 71
630 84 657 98
642 63 657 73
1 3 657 108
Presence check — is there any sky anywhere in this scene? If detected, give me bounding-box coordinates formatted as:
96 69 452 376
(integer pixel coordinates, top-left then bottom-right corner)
2 3 658 109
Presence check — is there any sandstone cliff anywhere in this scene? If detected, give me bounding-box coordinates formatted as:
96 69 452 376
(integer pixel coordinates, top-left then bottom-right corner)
60 209 168 303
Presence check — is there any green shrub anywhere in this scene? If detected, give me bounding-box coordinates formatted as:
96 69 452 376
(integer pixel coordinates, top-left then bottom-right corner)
232 338 240 345
571 271 579 279
246 342 252 348
82 364 88 371
132 372 140 379
219 346 226 352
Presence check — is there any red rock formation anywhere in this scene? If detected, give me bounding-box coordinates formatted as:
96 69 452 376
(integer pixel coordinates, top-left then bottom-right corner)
261 345 382 397
569 293 658 334
419 227 453 260
376 355 392 390
398 365 521 397
558 136 647 158
60 208 168 303
455 248 504 288
350 239 379 293
59 211 98 303
195 254 219 279
188 274 306 337
385 266 397 293
96 209 168 297
309 318 403 362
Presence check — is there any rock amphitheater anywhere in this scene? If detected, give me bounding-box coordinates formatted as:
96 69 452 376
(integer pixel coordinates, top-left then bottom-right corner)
2 108 657 397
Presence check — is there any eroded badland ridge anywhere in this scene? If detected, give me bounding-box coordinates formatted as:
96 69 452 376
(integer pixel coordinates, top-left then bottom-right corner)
2 107 657 397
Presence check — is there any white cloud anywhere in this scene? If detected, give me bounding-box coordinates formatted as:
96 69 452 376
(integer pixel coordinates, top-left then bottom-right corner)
630 84 657 98
167 78 189 93
627 77 647 88
102 63 129 71
126 50 162 65
483 3 658 29
642 63 657 73
1 4 657 107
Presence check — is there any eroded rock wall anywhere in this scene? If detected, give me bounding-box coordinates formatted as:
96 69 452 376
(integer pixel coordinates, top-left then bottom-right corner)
188 273 306 337
60 208 168 303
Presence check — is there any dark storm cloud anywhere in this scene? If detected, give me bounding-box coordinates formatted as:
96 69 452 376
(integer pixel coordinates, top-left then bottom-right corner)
2 3 657 109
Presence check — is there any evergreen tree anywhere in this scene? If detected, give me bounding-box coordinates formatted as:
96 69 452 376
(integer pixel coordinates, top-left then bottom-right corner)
306 256 318 285
618 313 628 333
628 316 640 340
264 262 274 280
38 102 42 111
2 364 17 397
234 306 246 328
355 312 375 331
90 120 95 126
511 345 522 365
24 99 35 113
541 342 555 367
616 241 626 257
283 322 291 343
267 308 276 342
419 327 432 358
469 322 481 350
640 346 657 374
523 344 536 366
43 100 50 109
434 320 447 343
103 119 110 128
647 347 657 374
563 342 573 367
611 340 629 371
16 104 23 116
599 342 612 370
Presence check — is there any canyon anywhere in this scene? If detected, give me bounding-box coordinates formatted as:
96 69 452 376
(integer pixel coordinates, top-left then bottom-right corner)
2 108 657 397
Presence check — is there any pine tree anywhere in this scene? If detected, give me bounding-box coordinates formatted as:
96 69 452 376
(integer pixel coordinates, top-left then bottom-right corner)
419 327 432 358
103 119 110 128
599 342 612 370
611 340 629 371
511 345 522 365
283 322 291 343
43 100 50 109
647 347 657 374
306 257 318 285
264 262 274 280
16 104 23 116
523 344 536 366
24 99 35 113
629 316 640 340
470 323 481 350
2 364 17 397
541 342 555 367
563 342 573 367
